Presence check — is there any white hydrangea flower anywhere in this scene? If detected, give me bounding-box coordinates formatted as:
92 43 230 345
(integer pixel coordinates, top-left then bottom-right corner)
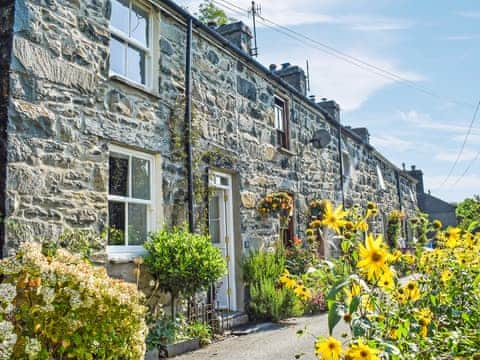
0 283 16 304
0 320 17 360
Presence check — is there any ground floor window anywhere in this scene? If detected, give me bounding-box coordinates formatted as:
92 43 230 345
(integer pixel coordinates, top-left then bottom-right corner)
107 145 156 255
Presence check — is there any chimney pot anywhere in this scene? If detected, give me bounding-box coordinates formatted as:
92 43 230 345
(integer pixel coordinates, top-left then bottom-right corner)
411 165 416 171
281 62 291 69
216 21 253 55
269 64 277 72
402 163 406 170
309 95 316 102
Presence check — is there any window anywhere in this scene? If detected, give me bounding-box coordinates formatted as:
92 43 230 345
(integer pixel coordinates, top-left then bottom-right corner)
109 0 152 86
274 96 289 149
342 151 352 180
108 146 155 251
376 164 386 191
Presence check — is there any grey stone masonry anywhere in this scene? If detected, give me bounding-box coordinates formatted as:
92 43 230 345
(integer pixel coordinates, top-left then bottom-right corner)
0 0 418 281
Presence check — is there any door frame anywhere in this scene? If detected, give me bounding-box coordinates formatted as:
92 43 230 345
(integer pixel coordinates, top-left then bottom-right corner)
209 171 237 311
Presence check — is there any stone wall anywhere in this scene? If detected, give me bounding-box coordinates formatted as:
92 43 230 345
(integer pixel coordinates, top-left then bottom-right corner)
2 0 417 271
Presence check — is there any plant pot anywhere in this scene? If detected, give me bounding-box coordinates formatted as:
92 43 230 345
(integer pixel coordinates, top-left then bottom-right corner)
159 339 200 358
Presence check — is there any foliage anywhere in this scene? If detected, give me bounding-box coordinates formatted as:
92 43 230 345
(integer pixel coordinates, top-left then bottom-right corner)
243 249 302 322
456 195 480 231
386 210 405 248
197 0 232 26
144 225 227 318
184 322 212 347
258 192 294 220
0 242 148 359
287 200 480 359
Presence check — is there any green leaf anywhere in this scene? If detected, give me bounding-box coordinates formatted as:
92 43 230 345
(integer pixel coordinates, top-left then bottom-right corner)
349 296 361 314
326 279 349 301
328 301 341 335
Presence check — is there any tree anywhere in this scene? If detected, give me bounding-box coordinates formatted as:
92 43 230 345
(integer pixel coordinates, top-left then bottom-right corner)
197 0 232 26
456 195 480 231
143 225 227 319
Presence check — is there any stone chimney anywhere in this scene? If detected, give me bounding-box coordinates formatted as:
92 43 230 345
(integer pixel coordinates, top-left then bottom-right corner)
318 98 340 123
216 21 252 55
407 165 424 195
350 127 370 144
273 63 307 96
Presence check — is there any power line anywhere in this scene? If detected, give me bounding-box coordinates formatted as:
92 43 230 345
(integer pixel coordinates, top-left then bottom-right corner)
213 0 476 109
440 98 480 188
212 0 480 188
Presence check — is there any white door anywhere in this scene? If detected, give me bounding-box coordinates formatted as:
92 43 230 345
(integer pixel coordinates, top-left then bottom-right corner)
209 173 236 311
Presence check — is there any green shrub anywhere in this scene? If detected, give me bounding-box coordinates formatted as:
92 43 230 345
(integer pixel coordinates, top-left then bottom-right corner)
0 242 148 359
184 322 212 346
144 225 227 318
243 249 303 322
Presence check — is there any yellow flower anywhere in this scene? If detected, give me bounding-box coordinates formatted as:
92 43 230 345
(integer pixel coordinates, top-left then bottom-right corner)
279 270 297 289
357 234 390 280
441 269 452 283
401 253 415 265
444 227 461 248
294 284 312 301
432 219 442 230
321 201 347 234
345 340 380 360
356 221 369 232
315 336 342 360
404 280 421 302
344 281 362 304
378 271 395 291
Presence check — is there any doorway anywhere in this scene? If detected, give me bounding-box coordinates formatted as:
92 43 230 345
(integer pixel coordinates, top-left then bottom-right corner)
209 172 237 311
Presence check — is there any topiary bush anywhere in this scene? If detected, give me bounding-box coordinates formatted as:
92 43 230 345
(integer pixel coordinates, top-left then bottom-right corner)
143 225 227 319
0 242 148 359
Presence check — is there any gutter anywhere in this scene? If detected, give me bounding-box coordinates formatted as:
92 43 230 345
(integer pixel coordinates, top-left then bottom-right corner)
185 18 194 233
0 0 15 258
395 170 403 211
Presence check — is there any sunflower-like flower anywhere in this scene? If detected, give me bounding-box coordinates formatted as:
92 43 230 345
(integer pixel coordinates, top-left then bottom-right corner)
378 271 395 291
403 280 421 302
440 269 452 283
432 219 442 230
444 227 461 248
357 234 390 281
415 308 432 337
345 340 380 360
321 201 347 234
315 336 342 360
294 284 312 301
279 270 297 289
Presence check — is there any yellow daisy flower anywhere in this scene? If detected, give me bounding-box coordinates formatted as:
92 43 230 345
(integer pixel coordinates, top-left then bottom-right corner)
321 201 348 234
315 336 342 360
357 234 390 280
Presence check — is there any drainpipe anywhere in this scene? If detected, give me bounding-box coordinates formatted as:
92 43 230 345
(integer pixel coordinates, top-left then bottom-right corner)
395 170 403 211
185 18 194 233
337 123 345 208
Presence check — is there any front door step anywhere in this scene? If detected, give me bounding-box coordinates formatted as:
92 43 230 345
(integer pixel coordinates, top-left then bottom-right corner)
231 322 282 336
216 311 249 329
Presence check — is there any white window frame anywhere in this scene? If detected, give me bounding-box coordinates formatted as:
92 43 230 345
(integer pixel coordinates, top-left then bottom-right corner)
376 164 387 191
107 144 159 260
109 0 155 89
274 97 286 132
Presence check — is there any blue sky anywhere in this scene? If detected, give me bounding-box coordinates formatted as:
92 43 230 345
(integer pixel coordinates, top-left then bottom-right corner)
182 0 480 203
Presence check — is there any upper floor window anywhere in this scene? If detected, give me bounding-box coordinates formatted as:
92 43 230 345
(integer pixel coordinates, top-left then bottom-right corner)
274 96 289 149
108 146 155 252
109 0 152 86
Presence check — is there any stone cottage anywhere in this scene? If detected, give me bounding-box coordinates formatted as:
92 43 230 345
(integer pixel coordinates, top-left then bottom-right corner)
0 0 418 313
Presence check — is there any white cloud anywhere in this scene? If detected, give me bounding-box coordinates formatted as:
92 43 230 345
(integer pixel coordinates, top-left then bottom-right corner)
456 10 480 19
435 149 478 162
398 110 480 135
183 0 413 31
444 34 480 41
370 134 413 152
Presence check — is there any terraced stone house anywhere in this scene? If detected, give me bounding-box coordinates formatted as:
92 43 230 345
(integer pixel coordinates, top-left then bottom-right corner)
0 0 418 313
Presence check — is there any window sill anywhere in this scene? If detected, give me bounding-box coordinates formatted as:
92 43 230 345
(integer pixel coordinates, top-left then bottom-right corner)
109 74 160 99
107 246 146 264
277 147 296 156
